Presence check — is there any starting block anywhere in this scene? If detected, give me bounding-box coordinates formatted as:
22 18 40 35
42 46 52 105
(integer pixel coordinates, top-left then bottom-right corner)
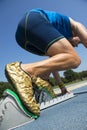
40 92 75 110
0 89 75 130
0 89 38 130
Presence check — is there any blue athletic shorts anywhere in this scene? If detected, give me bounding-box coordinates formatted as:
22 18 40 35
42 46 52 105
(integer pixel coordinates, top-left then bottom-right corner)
15 11 64 55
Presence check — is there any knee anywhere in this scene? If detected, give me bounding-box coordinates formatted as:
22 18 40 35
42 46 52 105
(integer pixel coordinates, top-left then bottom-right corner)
71 55 81 69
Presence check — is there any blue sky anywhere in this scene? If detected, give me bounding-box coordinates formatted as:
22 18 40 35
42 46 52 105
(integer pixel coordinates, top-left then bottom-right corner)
0 0 87 81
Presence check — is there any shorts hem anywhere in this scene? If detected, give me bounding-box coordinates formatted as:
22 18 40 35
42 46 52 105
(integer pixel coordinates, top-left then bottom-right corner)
45 36 64 53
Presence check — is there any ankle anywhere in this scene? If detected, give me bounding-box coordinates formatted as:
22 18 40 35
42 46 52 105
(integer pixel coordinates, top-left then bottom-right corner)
21 64 36 76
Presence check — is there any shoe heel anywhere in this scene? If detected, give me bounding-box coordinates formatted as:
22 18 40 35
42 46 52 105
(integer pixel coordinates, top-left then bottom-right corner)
5 66 17 93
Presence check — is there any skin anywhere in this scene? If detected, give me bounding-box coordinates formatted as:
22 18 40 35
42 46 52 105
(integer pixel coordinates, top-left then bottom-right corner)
21 17 87 95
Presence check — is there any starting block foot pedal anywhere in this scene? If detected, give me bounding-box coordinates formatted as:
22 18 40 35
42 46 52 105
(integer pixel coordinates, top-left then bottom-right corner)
0 89 38 130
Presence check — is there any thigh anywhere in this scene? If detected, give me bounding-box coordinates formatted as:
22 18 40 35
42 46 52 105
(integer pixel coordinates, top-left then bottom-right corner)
27 11 64 55
25 43 45 55
46 38 79 56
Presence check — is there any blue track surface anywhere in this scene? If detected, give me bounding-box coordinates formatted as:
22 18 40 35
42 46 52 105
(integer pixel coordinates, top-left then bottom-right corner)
14 85 87 130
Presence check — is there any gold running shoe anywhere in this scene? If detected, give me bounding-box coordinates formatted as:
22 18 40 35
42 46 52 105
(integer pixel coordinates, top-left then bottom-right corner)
32 76 58 98
5 62 40 116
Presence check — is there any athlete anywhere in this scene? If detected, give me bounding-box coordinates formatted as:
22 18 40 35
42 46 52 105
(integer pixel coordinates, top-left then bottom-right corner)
5 8 87 116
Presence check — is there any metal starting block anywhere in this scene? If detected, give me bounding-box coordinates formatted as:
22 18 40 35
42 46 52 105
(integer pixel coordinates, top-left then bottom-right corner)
0 89 37 130
0 89 75 130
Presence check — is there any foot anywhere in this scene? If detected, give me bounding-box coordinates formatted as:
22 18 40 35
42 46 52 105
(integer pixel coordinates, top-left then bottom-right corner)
5 61 40 116
32 76 57 98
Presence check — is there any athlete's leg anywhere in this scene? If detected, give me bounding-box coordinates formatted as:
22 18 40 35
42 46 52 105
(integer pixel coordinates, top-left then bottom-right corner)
21 38 81 77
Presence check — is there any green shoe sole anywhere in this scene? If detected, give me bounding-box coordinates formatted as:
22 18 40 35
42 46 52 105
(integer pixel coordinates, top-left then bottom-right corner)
3 89 39 119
